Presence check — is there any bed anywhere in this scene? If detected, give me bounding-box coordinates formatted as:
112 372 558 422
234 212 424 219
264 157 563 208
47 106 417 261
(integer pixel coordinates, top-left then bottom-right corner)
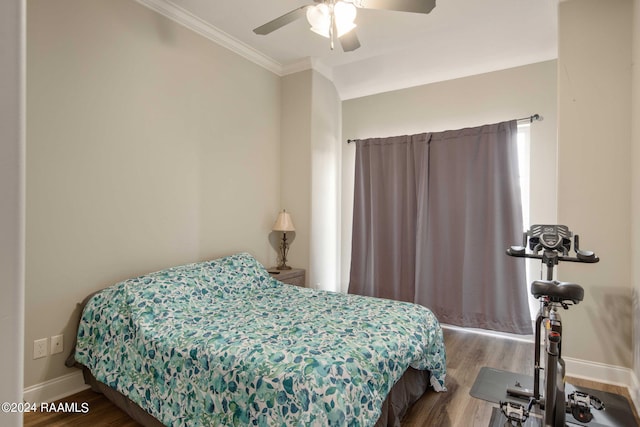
66 252 446 426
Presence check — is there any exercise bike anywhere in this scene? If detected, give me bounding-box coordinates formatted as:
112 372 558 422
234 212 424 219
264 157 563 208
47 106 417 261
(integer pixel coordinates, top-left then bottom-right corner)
500 225 604 426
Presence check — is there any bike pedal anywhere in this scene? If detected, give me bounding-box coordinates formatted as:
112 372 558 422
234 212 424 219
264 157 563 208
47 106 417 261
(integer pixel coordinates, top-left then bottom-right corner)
500 401 530 424
567 391 605 423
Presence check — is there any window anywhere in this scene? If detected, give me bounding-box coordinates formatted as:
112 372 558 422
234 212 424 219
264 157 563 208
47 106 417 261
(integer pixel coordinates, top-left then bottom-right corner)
517 123 537 321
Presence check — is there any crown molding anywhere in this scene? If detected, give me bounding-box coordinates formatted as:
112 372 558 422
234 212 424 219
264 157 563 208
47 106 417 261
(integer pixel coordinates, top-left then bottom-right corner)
133 0 336 90
310 58 334 82
134 0 287 76
281 57 314 76
280 57 332 81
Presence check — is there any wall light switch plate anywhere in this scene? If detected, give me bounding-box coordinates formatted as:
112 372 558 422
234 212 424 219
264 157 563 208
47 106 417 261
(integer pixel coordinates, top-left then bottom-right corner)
33 338 48 359
51 334 63 355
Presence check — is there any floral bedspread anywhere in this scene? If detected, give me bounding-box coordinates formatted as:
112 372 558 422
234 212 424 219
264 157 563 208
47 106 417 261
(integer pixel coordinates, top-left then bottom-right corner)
74 253 446 426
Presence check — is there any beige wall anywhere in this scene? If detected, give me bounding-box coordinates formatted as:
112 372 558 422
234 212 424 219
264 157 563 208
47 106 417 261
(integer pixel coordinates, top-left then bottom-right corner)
557 0 633 369
341 61 558 292
632 0 640 398
310 71 342 290
1 0 24 424
280 69 343 290
280 71 312 278
26 0 281 387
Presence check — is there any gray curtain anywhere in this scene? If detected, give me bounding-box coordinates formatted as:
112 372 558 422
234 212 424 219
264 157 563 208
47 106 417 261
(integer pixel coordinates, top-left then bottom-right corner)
349 133 429 302
349 121 532 335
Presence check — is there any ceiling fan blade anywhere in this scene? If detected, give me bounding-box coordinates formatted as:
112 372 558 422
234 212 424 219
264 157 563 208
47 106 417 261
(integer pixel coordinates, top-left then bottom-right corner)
356 0 436 14
340 30 360 52
253 6 310 35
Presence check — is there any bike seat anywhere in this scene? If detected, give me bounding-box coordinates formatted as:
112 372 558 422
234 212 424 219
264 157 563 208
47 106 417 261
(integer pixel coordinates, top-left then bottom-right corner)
531 280 584 304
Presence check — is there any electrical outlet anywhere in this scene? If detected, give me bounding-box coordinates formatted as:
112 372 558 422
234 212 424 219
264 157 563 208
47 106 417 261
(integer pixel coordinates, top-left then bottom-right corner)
33 338 48 359
51 334 63 355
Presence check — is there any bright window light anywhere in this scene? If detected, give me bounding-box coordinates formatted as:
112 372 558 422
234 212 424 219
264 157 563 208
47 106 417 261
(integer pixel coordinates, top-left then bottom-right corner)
517 123 537 321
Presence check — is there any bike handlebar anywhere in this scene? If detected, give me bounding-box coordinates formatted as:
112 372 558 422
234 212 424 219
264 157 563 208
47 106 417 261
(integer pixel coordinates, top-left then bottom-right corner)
506 224 600 264
506 246 599 263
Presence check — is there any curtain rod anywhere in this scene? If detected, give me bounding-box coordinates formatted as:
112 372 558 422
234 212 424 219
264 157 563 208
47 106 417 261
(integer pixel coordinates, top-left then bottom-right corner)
346 114 542 144
517 113 542 124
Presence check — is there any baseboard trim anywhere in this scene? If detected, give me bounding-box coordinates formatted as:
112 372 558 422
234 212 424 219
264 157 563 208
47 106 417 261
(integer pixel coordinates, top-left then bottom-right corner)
23 370 89 403
630 370 640 416
441 323 535 343
564 357 635 389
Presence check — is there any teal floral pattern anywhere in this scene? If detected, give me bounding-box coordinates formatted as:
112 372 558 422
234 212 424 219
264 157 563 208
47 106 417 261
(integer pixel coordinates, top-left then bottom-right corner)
75 253 446 426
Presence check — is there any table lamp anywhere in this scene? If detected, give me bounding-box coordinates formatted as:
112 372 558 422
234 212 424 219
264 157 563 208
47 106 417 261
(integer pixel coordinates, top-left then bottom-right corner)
273 209 295 270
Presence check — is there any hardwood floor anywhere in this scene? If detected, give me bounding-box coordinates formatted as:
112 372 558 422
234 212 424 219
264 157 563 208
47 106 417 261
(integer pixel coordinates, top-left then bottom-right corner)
24 328 637 426
404 328 638 426
402 328 535 426
23 387 141 427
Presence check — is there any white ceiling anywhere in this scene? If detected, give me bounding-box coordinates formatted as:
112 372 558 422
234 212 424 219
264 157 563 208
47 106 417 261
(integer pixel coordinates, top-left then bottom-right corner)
138 0 559 99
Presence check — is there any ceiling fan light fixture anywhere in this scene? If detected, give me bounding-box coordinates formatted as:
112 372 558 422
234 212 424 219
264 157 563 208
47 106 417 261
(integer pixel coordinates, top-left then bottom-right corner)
254 0 435 52
307 3 331 37
334 1 357 34
306 1 357 38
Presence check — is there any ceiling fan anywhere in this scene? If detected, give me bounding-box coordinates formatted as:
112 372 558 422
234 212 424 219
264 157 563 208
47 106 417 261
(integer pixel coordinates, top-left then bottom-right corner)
253 0 436 52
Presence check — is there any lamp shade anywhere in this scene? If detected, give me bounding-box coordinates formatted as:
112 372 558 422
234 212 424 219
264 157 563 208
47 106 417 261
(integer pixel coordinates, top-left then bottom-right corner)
306 3 331 37
333 1 357 36
272 210 295 232
306 1 356 38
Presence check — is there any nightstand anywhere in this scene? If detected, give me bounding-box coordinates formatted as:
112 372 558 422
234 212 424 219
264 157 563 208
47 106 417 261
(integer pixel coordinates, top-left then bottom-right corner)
268 268 305 287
